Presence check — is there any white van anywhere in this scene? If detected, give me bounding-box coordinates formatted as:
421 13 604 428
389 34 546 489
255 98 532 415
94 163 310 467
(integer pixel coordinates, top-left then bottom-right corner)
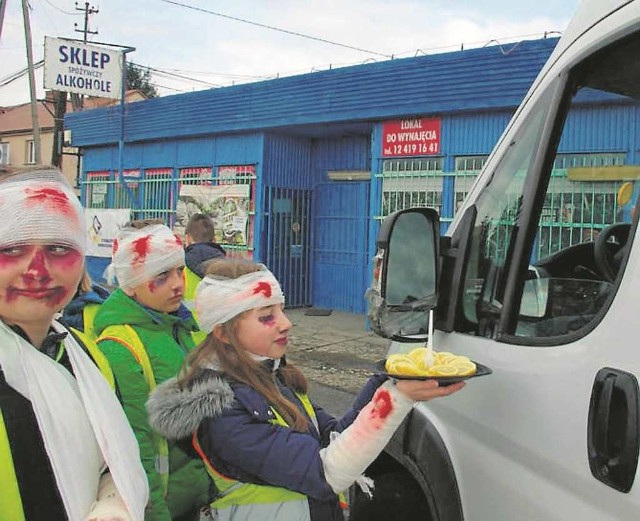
353 1 640 520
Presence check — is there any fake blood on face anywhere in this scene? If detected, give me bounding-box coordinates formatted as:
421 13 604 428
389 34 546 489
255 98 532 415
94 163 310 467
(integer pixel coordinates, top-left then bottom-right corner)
1 246 82 308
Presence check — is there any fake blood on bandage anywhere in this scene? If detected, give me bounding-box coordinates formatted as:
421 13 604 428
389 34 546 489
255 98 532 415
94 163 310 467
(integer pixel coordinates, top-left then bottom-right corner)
130 235 152 265
371 389 393 421
252 281 272 298
24 187 76 218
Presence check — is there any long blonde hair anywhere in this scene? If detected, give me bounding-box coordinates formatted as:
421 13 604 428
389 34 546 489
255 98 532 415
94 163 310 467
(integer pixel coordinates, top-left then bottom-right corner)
181 259 309 432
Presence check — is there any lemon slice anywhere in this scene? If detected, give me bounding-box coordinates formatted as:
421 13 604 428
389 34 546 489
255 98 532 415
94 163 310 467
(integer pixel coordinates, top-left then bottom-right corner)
427 365 459 376
450 361 476 376
408 347 428 364
434 352 456 365
386 355 422 376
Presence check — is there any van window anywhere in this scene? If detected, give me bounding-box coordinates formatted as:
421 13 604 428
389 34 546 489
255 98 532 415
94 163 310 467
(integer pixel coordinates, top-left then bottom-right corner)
461 33 640 341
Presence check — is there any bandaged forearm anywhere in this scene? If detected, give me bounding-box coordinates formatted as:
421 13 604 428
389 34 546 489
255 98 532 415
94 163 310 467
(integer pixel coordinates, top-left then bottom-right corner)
319 381 414 493
85 473 132 521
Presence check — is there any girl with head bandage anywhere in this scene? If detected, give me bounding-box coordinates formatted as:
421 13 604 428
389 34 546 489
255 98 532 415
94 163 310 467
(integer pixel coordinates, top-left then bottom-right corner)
0 166 148 520
146 258 465 521
93 222 211 521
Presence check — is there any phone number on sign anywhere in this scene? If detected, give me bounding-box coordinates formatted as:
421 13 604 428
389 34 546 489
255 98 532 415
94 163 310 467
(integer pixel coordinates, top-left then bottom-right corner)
388 142 439 155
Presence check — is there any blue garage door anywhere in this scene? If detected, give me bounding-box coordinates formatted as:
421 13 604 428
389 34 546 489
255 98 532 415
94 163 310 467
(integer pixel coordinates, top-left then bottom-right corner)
312 181 370 313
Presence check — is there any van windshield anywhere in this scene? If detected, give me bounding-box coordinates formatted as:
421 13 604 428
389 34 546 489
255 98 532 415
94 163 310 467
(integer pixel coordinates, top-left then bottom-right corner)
462 32 640 341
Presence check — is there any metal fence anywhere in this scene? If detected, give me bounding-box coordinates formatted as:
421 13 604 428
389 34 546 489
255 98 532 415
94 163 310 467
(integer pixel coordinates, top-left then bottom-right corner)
375 153 629 261
82 167 257 258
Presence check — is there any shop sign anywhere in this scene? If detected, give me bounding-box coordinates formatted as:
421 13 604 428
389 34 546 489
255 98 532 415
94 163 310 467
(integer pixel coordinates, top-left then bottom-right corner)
382 117 441 157
44 36 124 99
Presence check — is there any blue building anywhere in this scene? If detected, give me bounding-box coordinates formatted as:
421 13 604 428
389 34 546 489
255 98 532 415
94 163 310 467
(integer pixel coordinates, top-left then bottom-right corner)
67 36 631 313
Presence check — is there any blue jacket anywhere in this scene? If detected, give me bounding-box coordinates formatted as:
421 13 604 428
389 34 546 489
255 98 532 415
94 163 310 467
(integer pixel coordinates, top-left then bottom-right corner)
185 242 226 278
147 362 386 521
60 284 110 333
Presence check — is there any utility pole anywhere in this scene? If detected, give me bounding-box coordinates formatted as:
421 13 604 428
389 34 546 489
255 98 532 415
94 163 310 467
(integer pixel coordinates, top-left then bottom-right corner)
0 0 8 42
52 2 97 167
71 1 98 110
22 0 41 164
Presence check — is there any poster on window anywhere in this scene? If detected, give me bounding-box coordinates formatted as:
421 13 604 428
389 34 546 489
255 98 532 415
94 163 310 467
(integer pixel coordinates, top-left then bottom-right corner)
176 183 251 246
85 208 131 257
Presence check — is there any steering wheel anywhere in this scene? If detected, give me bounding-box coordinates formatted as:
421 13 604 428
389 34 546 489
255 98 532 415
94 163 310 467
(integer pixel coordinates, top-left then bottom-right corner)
594 223 631 282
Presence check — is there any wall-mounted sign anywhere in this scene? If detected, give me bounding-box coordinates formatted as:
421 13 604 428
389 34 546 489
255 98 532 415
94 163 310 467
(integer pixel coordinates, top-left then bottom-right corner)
44 36 124 99
85 208 131 257
382 117 441 157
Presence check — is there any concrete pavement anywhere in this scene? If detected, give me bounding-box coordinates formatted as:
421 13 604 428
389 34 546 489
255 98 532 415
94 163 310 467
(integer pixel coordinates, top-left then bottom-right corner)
285 307 391 394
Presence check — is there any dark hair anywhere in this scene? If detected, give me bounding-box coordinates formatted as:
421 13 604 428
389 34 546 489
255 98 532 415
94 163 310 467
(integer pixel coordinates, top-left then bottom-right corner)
181 258 309 432
185 213 215 243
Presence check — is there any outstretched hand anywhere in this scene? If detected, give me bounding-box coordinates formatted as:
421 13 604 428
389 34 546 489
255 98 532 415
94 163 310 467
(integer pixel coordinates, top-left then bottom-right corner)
395 378 465 402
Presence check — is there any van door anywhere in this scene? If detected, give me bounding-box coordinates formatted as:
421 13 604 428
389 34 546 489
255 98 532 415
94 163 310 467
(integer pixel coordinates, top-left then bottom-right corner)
425 25 640 521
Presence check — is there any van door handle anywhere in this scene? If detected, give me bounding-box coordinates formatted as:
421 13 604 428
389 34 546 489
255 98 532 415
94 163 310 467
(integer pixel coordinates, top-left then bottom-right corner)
587 367 640 492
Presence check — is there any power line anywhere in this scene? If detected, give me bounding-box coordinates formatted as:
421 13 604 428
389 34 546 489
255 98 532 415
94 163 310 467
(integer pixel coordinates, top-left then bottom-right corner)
131 62 221 88
38 0 83 16
160 0 393 59
150 66 269 81
0 59 44 87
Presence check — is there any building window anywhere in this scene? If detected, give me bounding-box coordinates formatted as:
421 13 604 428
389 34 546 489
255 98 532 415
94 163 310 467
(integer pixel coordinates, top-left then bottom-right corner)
378 158 445 218
0 142 9 165
26 140 36 164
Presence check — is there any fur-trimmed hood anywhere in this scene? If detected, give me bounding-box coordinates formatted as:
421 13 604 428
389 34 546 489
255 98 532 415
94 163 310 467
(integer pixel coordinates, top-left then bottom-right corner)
146 370 235 440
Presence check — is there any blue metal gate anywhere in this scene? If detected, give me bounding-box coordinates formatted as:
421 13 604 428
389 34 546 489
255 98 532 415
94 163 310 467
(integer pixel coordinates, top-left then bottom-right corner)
264 187 312 307
312 181 370 313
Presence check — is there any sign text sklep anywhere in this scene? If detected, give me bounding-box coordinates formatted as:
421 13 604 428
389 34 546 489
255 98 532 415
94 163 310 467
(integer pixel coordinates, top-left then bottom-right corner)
382 117 441 157
44 36 124 100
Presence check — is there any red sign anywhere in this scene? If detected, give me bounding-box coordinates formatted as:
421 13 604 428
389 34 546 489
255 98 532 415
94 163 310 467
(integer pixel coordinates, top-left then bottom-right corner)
382 117 441 157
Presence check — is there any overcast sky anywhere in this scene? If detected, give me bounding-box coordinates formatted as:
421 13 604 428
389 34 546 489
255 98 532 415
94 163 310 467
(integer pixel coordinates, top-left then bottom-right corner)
0 0 581 106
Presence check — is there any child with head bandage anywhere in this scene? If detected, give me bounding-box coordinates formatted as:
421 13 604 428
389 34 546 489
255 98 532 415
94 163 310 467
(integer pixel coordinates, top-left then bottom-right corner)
147 258 464 521
0 166 148 520
94 222 211 521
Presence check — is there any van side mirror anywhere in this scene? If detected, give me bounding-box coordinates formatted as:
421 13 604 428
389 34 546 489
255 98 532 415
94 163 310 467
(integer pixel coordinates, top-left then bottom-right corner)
366 208 440 338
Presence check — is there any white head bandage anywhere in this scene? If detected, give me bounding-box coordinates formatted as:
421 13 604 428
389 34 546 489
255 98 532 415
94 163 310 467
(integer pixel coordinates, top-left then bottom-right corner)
0 169 85 253
195 265 285 333
107 224 185 289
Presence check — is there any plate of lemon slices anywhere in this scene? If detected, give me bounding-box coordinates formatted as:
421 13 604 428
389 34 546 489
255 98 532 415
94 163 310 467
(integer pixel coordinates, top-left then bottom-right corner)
378 347 492 384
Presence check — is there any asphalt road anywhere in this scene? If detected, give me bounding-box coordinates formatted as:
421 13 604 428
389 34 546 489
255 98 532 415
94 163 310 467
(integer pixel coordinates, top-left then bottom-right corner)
308 380 357 417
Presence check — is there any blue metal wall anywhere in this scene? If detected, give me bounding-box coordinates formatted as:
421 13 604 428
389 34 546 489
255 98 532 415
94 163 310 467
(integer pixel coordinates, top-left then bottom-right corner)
558 104 634 153
66 38 558 147
262 135 313 188
445 110 514 155
83 133 264 172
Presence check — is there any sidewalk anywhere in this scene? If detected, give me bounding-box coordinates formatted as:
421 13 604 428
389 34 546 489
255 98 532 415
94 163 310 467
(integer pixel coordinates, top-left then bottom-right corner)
285 308 390 394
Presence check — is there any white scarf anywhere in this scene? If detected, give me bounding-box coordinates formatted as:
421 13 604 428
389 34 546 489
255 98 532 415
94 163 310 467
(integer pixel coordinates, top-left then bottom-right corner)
0 320 148 521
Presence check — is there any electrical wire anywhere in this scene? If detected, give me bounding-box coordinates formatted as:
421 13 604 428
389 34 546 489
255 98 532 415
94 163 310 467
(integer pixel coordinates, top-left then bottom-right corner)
0 60 44 87
131 62 221 88
160 0 393 59
38 0 83 16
